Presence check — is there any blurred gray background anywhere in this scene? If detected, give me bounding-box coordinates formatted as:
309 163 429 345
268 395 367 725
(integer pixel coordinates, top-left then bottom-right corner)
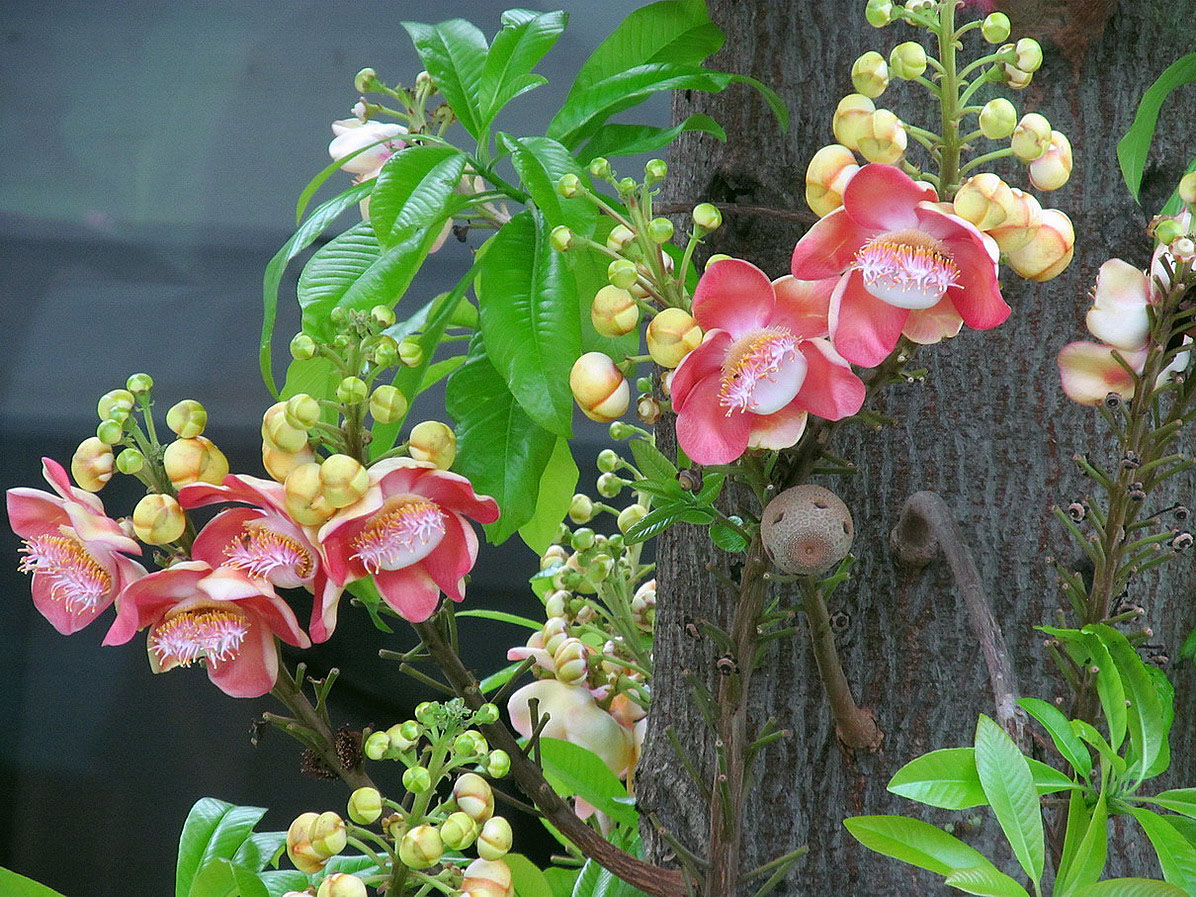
0 2 662 894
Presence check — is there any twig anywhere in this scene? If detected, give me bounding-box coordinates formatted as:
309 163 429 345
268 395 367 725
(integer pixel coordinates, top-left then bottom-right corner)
655 202 818 226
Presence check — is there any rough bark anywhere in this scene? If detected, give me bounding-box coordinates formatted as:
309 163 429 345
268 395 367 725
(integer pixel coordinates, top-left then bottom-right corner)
639 2 1196 894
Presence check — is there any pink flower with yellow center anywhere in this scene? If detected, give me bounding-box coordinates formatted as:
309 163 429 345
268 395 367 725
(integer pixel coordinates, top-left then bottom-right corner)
178 474 343 643
7 458 145 634
791 163 1008 368
103 561 310 698
670 258 867 465
318 459 499 623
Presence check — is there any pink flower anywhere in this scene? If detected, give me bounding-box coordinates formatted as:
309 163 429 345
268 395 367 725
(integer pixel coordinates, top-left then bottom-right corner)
670 258 867 465
791 164 1008 368
7 457 144 634
318 459 499 623
179 474 343 643
328 119 407 180
103 561 310 698
507 680 636 779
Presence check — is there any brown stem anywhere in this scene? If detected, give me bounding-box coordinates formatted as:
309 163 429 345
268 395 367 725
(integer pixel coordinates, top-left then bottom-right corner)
799 578 883 752
411 618 686 897
890 490 1027 749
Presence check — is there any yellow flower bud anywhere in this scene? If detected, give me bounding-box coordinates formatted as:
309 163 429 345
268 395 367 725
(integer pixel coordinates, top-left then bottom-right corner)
441 811 479 850
347 787 382 825
591 285 640 338
851 51 889 98
461 858 513 897
408 420 457 469
163 437 229 488
71 437 114 492
856 109 907 165
617 503 648 534
316 873 366 897
1014 37 1043 73
477 816 513 861
865 0 894 27
453 772 494 823
284 462 336 526
310 811 347 859
398 824 443 869
692 203 722 231
1005 208 1074 282
285 394 321 430
132 494 186 545
987 187 1043 254
1028 130 1073 191
286 812 325 875
1180 171 1196 206
553 637 590 687
262 441 315 484
97 389 135 422
1010 113 1052 162
1003 63 1033 90
981 12 1011 43
605 224 635 252
369 385 408 425
978 98 1017 139
318 454 370 508
805 144 860 217
889 41 927 80
953 174 1012 231
646 308 702 368
832 94 876 151
263 402 309 454
165 399 208 438
569 353 629 422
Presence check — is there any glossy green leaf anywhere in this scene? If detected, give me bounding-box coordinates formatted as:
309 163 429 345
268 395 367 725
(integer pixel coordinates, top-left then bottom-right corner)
297 222 380 339
402 19 489 138
623 502 714 545
0 868 70 897
177 799 254 897
1144 666 1175 780
480 659 527 695
258 870 310 897
1075 881 1189 897
1071 720 1129 776
975 714 1044 887
628 436 677 484
709 523 749 553
507 853 556 897
446 336 557 544
369 146 467 250
187 803 269 897
1018 697 1093 779
480 11 567 126
943 865 1031 897
544 866 581 897
231 831 285 873
476 210 580 437
1046 627 1127 750
1056 792 1108 897
844 815 994 876
260 181 373 394
519 438 579 554
537 737 637 827
1150 790 1196 818
571 858 648 897
1130 808 1196 893
1117 53 1196 202
503 135 597 235
887 747 1074 811
456 609 543 630
189 858 270 897
577 114 726 164
1087 624 1164 786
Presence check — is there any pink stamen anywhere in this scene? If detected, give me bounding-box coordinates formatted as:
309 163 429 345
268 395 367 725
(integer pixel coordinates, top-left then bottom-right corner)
352 498 447 574
718 328 802 415
855 230 959 309
224 527 313 582
151 608 250 668
18 534 111 613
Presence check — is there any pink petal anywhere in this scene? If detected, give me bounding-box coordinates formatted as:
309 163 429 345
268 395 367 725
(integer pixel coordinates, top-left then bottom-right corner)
691 258 775 335
31 570 111 635
842 164 924 231
828 270 910 368
178 474 287 514
670 332 733 414
62 502 140 555
1057 342 1144 405
112 553 147 592
206 620 279 698
770 275 836 339
198 569 310 648
914 205 1008 330
903 298 964 345
675 372 753 465
420 512 478 603
747 405 808 450
41 457 104 513
317 513 373 586
190 508 263 567
790 208 874 279
308 570 344 644
374 564 443 622
104 562 211 646
6 488 68 539
413 470 501 525
793 339 867 420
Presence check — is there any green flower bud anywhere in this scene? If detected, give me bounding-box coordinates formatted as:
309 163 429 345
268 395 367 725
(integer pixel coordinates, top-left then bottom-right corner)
317 873 366 897
692 203 722 231
332 333 353 350
571 527 596 551
553 566 584 590
644 158 668 185
310 811 347 858
369 385 408 424
864 0 893 27
440 811 479 851
116 447 145 475
606 224 635 252
363 730 391 760
596 449 621 473
454 730 487 757
607 258 639 290
347 786 383 825
290 333 317 361
550 225 574 252
387 722 417 751
597 472 625 499
354 67 379 93
285 394 321 429
329 306 351 329
96 419 124 446
1011 112 1052 162
370 304 397 329
981 12 1011 43
336 376 368 405
978 98 1018 139
477 816 513 861
165 399 208 439
617 504 648 534
1157 218 1185 245
1179 171 1196 206
399 338 423 367
851 51 889 98
616 176 638 194
415 701 438 725
889 41 927 80
648 217 675 243
97 389 135 421
608 421 635 440
606 533 625 553
125 372 154 395
370 335 400 367
486 749 511 779
474 702 500 725
1014 37 1043 73
587 157 611 180
399 719 422 742
556 173 582 198
568 494 594 524
403 765 433 794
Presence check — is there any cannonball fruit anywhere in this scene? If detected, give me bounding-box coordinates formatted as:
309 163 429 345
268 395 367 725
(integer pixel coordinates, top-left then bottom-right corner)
760 484 854 575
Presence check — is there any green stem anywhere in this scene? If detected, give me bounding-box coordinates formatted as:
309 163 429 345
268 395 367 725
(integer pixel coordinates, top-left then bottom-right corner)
936 0 962 198
959 147 1017 176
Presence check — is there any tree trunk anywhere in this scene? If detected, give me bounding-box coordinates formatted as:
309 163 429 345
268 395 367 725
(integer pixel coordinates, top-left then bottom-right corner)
639 2 1196 893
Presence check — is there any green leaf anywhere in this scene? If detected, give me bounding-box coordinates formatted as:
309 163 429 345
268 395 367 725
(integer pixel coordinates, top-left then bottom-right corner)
480 659 527 695
544 866 581 897
1075 881 1189 897
446 336 557 544
297 222 380 339
1071 720 1128 776
231 831 286 873
577 114 726 164
1046 627 1127 750
186 804 269 897
346 578 394 634
258 870 310 897
843 815 995 876
1086 624 1164 786
476 210 580 437
1150 790 1196 819
402 19 489 138
1182 627 1196 664
369 146 467 250
1144 666 1176 780
506 853 556 897
189 858 270 897
519 438 579 554
1161 156 1196 216
1117 53 1196 203
179 798 233 897
709 523 748 553
538 737 638 827
0 868 70 897
887 747 1074 811
503 135 597 235
456 609 544 630
623 502 713 545
1018 697 1093 779
628 436 677 483
974 714 1044 888
1129 808 1196 892
694 472 725 505
1056 792 1108 897
943 865 1031 897
571 858 648 897
480 10 567 125
260 181 373 394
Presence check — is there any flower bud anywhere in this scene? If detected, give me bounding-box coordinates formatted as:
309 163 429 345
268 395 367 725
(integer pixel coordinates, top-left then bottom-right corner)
805 144 860 217
368 304 396 329
70 437 114 492
1157 218 1186 245
454 730 488 757
371 336 400 368
597 449 621 473
865 0 894 26
441 811 479 850
310 811 347 858
590 285 640 338
607 258 639 290
163 436 230 488
262 441 315 484
125 372 154 395
851 51 889 98
263 403 310 454
319 454 369 508
953 173 1013 231
857 109 907 164
605 225 635 253
646 308 702 368
385 721 417 752
116 447 145 475
981 12 1011 43
414 701 439 725
408 420 457 469
978 98 1017 139
290 333 317 361
1014 38 1043 73
477 816 513 861
1006 208 1074 282
617 504 648 534
1028 130 1073 191
541 617 569 655
832 94 876 151
544 589 569 618
363 730 390 760
1002 62 1033 90
287 812 324 874
461 858 513 897
336 376 368 405
133 493 186 545
317 873 366 897
354 67 379 93
648 217 675 244
97 389 135 422
597 472 625 498
1011 113 1052 162
987 187 1043 254
402 765 433 794
369 385 408 424
588 157 612 180
568 494 594 524
645 158 668 184
453 773 494 823
1180 171 1196 206
285 394 321 430
347 787 382 825
692 203 722 231
616 176 638 194
1170 235 1196 263
637 395 662 425
889 41 927 80
399 338 423 367
284 462 336 526
486 749 511 779
556 173 582 198
554 638 590 686
96 419 124 446
474 701 500 725
550 225 574 252
161 399 208 439
570 353 630 422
